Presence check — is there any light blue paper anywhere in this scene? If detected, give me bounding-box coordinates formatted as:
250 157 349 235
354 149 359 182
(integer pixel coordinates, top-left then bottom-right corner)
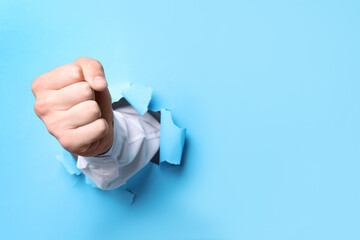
122 84 152 116
160 109 186 165
56 150 82 175
108 82 131 102
108 82 152 116
3 2 360 238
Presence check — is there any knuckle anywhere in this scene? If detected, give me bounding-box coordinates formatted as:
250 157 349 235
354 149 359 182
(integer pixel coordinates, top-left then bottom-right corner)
68 64 82 80
46 121 58 136
33 101 42 116
81 82 94 99
97 119 108 135
44 114 62 136
87 100 101 118
31 75 45 94
60 135 87 154
31 78 39 94
34 98 51 116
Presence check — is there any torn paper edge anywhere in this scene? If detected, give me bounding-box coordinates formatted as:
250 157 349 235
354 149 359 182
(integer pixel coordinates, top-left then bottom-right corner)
57 150 135 204
109 82 152 116
160 109 186 165
57 82 186 202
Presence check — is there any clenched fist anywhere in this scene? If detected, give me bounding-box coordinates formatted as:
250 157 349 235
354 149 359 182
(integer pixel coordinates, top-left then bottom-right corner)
31 57 114 157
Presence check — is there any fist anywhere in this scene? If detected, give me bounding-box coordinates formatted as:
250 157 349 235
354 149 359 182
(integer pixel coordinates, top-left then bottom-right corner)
31 57 114 157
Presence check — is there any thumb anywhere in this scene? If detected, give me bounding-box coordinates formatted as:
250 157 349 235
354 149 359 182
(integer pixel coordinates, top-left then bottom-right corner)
74 57 108 92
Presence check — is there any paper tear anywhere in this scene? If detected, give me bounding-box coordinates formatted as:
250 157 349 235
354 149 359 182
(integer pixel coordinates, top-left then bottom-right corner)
57 82 186 202
109 82 152 116
160 109 186 165
122 84 152 116
109 82 131 102
124 188 136 205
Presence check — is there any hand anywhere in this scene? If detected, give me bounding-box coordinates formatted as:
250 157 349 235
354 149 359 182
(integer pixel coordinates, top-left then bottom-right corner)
31 57 114 157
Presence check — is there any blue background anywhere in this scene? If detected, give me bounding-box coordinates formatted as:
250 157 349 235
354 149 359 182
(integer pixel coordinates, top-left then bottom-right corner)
1 0 360 239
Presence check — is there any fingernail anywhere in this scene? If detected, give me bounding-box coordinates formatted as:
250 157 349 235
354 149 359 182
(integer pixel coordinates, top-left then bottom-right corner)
93 76 106 85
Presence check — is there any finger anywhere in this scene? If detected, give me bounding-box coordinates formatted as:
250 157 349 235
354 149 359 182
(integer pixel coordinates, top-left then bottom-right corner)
74 57 107 92
54 81 95 110
73 57 113 136
32 64 85 93
64 100 101 128
66 118 109 151
95 88 113 129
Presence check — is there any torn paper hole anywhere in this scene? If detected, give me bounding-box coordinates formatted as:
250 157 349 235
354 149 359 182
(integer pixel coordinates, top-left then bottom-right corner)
57 82 186 202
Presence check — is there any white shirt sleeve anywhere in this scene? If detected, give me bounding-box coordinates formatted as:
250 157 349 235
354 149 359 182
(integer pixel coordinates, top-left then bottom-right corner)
76 105 161 190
